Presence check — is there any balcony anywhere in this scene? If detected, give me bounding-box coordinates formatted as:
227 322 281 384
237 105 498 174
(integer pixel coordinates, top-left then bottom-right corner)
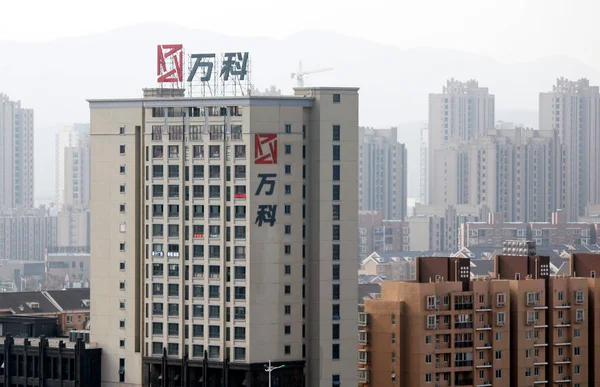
358 313 368 327
358 350 369 365
476 382 492 387
554 321 571 327
358 369 369 383
476 325 492 331
454 378 473 386
475 343 492 350
454 322 473 329
555 302 571 309
476 361 492 368
454 303 473 311
358 331 369 345
555 357 571 364
455 341 473 349
454 360 473 368
476 306 492 312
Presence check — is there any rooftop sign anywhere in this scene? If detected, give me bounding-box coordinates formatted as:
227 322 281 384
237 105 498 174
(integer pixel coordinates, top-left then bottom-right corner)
156 44 251 97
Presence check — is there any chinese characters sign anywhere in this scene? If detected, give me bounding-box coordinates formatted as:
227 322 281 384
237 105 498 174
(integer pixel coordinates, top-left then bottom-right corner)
156 45 251 97
254 135 279 227
157 44 183 83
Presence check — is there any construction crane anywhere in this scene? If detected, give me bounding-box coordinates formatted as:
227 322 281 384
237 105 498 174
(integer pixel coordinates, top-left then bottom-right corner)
291 60 333 87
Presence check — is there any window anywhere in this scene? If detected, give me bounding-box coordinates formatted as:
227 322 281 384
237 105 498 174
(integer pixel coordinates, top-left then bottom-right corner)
193 145 204 159
234 266 246 280
332 344 340 360
285 225 291 234
576 290 584 304
193 305 204 318
152 342 163 355
574 328 581 338
496 312 506 326
285 165 291 175
332 284 340 300
168 145 179 158
120 184 126 193
332 264 340 280
284 205 291 215
168 323 179 336
234 145 246 158
332 225 340 241
332 205 340 220
168 343 179 356
332 245 340 261
285 305 291 315
168 303 179 317
209 285 220 299
332 304 340 319
193 324 204 338
333 94 341 103
152 145 163 158
152 322 163 335
497 293 506 306
209 305 220 319
120 242 126 252
285 285 291 294
284 345 291 355
332 165 340 181
193 285 204 298
333 185 340 200
120 145 126 155
235 307 246 320
285 144 291 154
234 347 246 360
285 124 292 133
234 286 246 300
333 145 340 161
119 281 126 290
209 145 220 158
495 369 502 379
425 374 432 383
119 320 125 329
119 339 125 348
576 309 585 323
332 125 340 141
285 184 291 194
119 300 125 309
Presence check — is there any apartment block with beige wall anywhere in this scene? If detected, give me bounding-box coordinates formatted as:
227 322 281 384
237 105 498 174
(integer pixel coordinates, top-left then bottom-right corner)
89 87 358 386
361 257 511 387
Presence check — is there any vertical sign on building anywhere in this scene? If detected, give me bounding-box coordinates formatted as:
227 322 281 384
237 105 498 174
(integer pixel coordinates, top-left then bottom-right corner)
157 44 184 83
255 134 278 227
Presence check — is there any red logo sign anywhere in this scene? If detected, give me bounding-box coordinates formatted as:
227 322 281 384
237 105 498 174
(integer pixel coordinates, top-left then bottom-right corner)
157 44 183 83
254 134 278 164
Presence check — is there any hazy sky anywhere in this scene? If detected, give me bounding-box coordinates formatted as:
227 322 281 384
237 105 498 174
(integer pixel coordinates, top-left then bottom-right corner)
2 0 599 67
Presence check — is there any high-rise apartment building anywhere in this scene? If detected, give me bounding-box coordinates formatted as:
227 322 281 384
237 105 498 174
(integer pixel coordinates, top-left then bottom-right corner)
55 124 90 207
0 207 58 261
420 126 429 205
360 253 591 386
358 127 407 220
428 125 562 223
428 79 495 207
540 78 600 220
89 87 358 386
0 93 34 210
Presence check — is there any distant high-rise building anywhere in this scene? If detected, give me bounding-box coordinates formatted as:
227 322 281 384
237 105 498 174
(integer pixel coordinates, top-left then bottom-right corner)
428 79 495 206
419 126 429 205
540 78 600 220
89 87 359 386
55 124 90 207
0 93 34 210
359 127 407 220
0 207 58 261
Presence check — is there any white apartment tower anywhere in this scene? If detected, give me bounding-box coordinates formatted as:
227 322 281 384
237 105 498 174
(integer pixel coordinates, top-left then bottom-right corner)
419 125 429 205
540 77 600 220
0 93 34 210
358 127 407 220
428 79 495 206
55 123 90 207
89 87 358 386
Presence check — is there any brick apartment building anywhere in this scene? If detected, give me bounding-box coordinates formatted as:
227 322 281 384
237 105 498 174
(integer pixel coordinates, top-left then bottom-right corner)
360 253 594 386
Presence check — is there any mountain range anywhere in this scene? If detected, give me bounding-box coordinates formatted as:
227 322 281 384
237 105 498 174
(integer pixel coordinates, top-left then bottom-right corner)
1 22 598 200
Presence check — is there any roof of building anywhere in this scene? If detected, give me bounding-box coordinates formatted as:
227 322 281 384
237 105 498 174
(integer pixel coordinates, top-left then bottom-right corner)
0 291 60 314
470 259 495 277
363 250 453 265
358 283 381 304
45 289 90 311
